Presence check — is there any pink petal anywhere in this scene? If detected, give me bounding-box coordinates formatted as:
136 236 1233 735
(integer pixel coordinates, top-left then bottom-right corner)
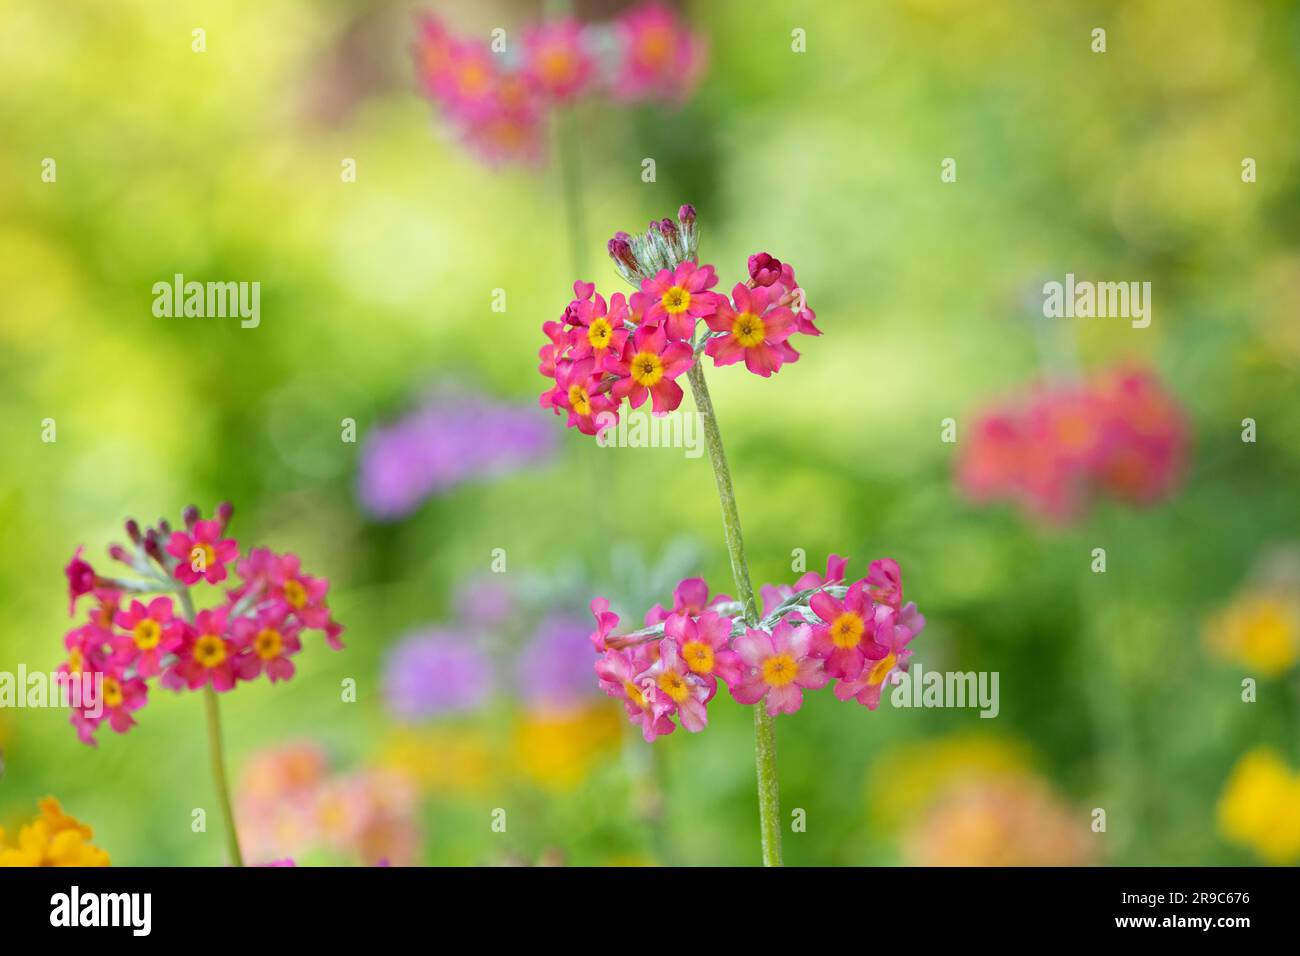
734 631 773 667
766 684 803 716
731 673 767 705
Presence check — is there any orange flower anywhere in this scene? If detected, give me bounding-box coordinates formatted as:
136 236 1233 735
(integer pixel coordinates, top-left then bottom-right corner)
0 798 110 867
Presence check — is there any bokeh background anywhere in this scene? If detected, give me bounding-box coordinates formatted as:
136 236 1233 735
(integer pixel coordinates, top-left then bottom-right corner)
2 0 1299 866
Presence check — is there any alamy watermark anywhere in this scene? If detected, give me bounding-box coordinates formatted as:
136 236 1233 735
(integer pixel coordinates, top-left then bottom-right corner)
1042 272 1151 329
152 273 260 328
596 409 704 459
0 667 102 718
887 662 999 718
50 886 151 936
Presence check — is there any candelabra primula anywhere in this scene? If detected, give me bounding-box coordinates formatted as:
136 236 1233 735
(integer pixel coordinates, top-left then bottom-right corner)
59 503 344 866
536 206 924 866
590 557 925 737
415 2 706 166
957 365 1188 524
540 205 821 435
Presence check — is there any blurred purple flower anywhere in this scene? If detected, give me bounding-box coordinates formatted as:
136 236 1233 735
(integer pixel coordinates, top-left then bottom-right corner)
515 613 596 710
454 575 515 631
359 388 555 519
382 629 494 719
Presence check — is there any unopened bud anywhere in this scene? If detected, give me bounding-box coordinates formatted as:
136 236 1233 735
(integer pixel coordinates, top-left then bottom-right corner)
748 252 783 287
607 232 643 285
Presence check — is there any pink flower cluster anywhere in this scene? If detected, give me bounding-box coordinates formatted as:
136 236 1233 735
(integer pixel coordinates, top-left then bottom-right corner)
540 206 820 435
589 556 925 741
415 3 706 164
60 504 344 746
957 365 1188 524
238 743 420 867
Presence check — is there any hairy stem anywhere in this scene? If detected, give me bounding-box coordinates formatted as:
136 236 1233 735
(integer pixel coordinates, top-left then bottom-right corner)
686 360 783 867
179 589 244 866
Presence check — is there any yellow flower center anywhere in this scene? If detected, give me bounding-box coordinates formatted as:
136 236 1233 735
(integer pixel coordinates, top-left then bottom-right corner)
68 648 84 674
661 286 691 314
194 634 226 668
568 383 592 416
539 48 576 85
681 640 715 675
630 351 664 387
657 670 691 703
640 26 672 64
283 578 308 609
731 312 765 348
192 542 217 569
102 676 123 708
866 653 898 686
133 618 162 651
254 628 284 661
762 653 798 687
1054 414 1094 452
587 317 613 349
830 612 865 649
458 61 489 96
623 680 646 710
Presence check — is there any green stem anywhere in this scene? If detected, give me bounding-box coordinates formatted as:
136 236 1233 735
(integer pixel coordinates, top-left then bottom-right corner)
179 589 244 866
203 685 244 867
543 0 584 274
685 360 783 866
553 105 587 278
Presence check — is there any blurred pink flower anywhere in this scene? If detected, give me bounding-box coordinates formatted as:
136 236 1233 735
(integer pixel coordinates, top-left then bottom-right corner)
957 364 1188 524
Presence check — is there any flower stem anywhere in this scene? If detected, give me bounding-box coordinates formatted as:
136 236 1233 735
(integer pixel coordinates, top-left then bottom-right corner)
179 589 244 867
685 360 784 867
203 684 244 867
543 0 584 273
552 106 587 279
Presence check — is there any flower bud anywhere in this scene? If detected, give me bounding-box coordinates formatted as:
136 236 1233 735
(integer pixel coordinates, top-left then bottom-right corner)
748 252 783 287
608 233 637 272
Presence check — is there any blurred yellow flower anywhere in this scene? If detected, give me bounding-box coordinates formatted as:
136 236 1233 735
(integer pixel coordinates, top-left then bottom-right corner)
0 798 110 867
1217 747 1300 865
867 733 1033 832
512 705 621 793
1204 592 1300 677
377 728 498 797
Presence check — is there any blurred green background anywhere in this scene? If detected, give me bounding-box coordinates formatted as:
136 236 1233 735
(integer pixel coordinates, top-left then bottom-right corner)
1 0 1298 866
